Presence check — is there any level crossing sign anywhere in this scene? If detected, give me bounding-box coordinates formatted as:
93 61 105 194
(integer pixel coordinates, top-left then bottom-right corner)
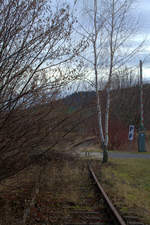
128 125 134 141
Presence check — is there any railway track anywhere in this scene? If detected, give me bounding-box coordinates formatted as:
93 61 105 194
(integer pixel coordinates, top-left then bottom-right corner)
28 163 111 225
0 155 141 225
88 164 127 225
89 164 145 225
25 159 145 225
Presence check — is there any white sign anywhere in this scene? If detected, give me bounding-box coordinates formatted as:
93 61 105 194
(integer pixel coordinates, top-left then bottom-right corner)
128 125 135 141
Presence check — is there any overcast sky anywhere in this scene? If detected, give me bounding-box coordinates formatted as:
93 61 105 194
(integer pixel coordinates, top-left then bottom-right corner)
137 0 150 33
67 0 150 81
126 0 150 79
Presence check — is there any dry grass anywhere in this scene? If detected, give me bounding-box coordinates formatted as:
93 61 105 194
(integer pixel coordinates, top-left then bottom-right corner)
0 153 99 224
99 158 150 224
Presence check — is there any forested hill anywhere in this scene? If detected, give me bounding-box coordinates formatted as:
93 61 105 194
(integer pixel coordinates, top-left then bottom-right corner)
63 91 96 107
63 84 150 130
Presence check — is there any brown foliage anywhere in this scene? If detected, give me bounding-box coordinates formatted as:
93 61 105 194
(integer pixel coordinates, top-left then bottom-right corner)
0 0 87 179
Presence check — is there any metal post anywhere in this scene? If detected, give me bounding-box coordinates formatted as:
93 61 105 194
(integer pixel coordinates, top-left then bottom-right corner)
138 60 146 152
140 60 144 128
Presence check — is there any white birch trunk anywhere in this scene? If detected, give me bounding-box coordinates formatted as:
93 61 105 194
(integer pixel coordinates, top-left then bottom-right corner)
93 0 105 145
104 0 114 149
93 0 108 163
97 95 105 143
104 88 110 147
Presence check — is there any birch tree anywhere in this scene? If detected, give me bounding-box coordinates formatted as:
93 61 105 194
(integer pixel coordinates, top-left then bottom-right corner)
76 0 141 162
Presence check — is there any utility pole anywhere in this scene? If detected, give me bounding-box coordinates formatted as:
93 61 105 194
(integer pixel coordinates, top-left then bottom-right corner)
138 60 146 152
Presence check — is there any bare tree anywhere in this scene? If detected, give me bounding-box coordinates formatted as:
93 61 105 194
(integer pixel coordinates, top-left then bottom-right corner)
0 0 87 114
76 0 142 162
0 0 87 176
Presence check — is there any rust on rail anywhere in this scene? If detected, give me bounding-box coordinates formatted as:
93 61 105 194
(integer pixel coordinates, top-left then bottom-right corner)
89 165 127 225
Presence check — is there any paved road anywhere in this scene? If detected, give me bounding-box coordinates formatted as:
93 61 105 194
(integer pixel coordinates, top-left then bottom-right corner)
109 152 150 159
79 151 150 159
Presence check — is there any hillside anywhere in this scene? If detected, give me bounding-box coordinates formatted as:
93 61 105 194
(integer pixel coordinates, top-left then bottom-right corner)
62 83 150 149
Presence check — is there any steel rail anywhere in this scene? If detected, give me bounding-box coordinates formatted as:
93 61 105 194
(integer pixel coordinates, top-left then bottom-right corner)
89 165 127 225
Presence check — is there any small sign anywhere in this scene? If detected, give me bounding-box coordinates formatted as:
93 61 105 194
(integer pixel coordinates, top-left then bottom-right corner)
128 125 134 141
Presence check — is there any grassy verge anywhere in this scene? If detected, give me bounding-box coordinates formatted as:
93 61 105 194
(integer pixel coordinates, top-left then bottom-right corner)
99 158 150 224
